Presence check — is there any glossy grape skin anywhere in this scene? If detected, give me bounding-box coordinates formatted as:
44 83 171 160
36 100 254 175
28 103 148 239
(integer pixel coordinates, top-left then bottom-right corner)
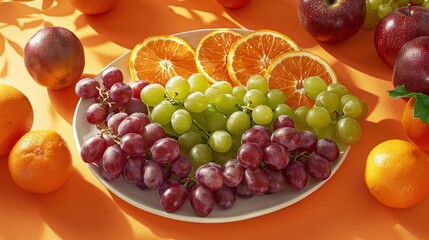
297 130 318 152
80 135 107 163
213 185 236 209
273 115 295 130
306 153 331 180
241 126 270 147
284 160 308 190
130 80 149 99
244 167 269 195
271 127 301 151
262 142 290 170
102 144 125 176
122 156 144 183
101 66 123 89
263 166 287 193
170 155 192 178
120 133 148 157
142 159 164 189
160 183 188 213
316 138 340 162
190 184 215 217
109 82 132 106
195 164 224 191
107 112 128 134
237 142 263 168
85 103 107 125
125 98 149 115
142 123 166 147
117 116 144 136
75 77 100 99
222 159 244 187
150 138 180 164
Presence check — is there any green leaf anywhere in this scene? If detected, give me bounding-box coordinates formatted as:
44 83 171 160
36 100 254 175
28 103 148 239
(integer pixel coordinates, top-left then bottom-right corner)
388 85 429 125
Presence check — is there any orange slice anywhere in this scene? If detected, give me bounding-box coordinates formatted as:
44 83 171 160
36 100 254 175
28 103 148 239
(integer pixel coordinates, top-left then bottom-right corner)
227 29 300 86
195 29 243 84
265 50 338 109
129 35 197 85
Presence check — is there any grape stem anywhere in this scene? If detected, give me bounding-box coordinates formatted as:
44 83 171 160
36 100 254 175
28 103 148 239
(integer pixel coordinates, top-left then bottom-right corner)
166 92 211 140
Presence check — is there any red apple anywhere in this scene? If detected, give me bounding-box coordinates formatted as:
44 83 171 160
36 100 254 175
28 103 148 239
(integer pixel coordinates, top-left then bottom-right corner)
374 6 429 68
393 36 429 95
297 0 366 43
215 0 251 9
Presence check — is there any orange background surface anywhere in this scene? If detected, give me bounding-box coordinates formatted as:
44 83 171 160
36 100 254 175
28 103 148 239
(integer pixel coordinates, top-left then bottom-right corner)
0 0 428 239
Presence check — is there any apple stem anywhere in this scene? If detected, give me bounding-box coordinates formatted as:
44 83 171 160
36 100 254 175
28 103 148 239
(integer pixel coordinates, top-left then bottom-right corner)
407 3 411 16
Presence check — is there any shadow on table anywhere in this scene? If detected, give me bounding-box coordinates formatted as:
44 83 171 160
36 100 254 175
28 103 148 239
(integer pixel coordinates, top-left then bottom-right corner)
82 0 318 51
33 168 134 239
47 73 96 125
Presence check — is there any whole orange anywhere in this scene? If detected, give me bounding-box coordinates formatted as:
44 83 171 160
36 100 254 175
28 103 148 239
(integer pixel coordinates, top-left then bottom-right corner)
68 0 120 15
365 139 429 208
8 130 73 193
0 84 33 157
403 97 429 152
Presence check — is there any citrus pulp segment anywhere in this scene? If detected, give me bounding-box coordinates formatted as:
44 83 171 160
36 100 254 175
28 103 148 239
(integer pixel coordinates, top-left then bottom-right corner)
129 35 197 85
195 29 243 84
265 51 338 109
227 29 300 86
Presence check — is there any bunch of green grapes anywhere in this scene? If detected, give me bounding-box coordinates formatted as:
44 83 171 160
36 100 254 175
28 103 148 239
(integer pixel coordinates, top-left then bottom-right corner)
140 74 295 168
363 0 429 29
296 76 367 148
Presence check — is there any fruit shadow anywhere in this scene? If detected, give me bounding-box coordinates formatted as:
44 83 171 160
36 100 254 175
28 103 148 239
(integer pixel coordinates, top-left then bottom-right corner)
82 0 318 51
47 73 96 125
0 155 44 240
32 168 134 239
318 28 393 81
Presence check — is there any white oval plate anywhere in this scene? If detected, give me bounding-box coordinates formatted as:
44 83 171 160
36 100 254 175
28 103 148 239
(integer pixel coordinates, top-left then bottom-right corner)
72 28 349 223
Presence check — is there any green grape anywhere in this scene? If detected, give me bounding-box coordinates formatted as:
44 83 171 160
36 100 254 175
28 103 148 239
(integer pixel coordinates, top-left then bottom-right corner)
397 0 411 6
266 89 286 109
211 81 232 94
226 111 251 136
338 94 360 115
377 3 393 18
202 104 218 119
215 94 239 114
140 83 166 107
336 117 362 145
315 91 340 113
205 87 222 104
273 103 296 120
188 73 210 93
209 130 232 153
314 122 336 140
205 112 227 133
252 105 273 125
178 130 203 150
150 100 176 125
243 89 266 108
232 85 247 105
246 75 269 94
306 106 331 129
294 106 310 130
165 76 190 101
184 92 208 113
411 0 423 4
343 99 363 119
424 1 429 9
356 101 368 121
303 76 328 100
189 144 212 170
368 0 382 10
171 109 193 134
212 148 237 166
191 111 204 123
327 82 349 99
